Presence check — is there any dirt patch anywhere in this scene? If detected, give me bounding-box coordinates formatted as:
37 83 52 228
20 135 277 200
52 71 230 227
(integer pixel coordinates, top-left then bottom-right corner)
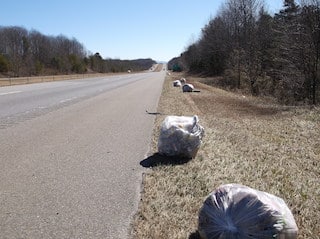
131 72 320 239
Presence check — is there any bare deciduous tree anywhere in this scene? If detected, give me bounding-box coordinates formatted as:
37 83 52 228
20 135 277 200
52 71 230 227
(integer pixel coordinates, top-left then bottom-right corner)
300 0 320 104
177 0 320 104
0 26 28 76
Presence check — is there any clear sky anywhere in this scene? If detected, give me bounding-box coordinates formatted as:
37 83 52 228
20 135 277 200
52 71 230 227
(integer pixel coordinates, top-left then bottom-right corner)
1 0 284 62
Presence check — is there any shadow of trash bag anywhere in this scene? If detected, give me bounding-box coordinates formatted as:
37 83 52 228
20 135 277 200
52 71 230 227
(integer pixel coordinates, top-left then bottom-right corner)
158 115 204 159
140 153 192 168
198 184 298 239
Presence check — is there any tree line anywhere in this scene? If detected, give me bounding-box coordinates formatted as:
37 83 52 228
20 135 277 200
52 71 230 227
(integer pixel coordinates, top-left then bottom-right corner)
0 26 156 77
169 0 320 105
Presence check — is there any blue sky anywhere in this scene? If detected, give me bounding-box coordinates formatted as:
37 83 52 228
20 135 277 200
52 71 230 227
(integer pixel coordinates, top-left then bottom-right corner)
1 0 284 62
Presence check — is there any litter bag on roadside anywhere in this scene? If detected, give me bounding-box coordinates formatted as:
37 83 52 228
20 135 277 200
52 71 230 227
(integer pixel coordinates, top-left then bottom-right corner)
182 83 194 92
173 80 182 87
198 184 298 239
158 115 204 158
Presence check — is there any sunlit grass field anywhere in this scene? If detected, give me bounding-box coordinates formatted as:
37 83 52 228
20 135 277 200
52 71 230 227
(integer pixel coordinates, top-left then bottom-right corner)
131 73 320 239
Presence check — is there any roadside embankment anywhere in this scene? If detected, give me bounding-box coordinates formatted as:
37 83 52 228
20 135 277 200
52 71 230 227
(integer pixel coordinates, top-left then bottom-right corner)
132 72 320 239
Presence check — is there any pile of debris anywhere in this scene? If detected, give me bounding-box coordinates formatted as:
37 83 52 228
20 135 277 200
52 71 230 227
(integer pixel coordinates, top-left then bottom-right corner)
172 77 200 93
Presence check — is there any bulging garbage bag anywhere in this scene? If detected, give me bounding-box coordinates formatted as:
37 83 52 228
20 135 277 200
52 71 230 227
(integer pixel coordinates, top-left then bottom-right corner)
182 83 194 92
180 78 186 84
198 184 298 239
173 80 182 87
158 115 204 158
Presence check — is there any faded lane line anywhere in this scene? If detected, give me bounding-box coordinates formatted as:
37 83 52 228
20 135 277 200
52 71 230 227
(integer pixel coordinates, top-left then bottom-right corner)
59 97 77 103
0 91 22 96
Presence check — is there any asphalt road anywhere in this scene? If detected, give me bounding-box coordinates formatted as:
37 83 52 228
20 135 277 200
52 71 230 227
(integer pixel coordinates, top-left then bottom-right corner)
0 71 165 238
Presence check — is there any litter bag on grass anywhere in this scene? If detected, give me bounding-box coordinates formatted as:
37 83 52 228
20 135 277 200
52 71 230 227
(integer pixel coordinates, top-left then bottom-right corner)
198 184 298 239
182 83 194 92
158 115 204 158
173 80 182 87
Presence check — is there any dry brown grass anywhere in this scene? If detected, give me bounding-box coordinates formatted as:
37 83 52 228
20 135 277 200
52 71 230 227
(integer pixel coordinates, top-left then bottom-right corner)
131 73 320 239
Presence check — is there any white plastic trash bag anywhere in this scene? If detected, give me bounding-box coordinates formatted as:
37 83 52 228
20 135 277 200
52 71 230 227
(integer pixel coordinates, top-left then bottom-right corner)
198 184 298 239
158 115 204 158
180 78 186 84
182 83 194 92
173 80 182 87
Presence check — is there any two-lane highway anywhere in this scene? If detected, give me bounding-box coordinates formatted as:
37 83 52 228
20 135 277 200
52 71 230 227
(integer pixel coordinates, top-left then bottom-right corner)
0 71 165 238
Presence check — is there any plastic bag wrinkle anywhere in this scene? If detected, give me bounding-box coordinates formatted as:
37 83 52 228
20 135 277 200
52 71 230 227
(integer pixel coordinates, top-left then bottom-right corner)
158 115 204 159
198 184 298 239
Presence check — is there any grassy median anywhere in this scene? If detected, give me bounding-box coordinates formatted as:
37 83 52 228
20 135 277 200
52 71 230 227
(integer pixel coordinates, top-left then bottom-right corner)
131 72 320 239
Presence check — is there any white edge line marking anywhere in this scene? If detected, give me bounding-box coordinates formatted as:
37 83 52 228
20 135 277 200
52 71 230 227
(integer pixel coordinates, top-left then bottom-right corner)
0 91 22 96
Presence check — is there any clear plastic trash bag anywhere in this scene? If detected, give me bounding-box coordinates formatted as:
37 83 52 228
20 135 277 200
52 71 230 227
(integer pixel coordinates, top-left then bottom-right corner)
198 184 298 239
158 115 204 158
